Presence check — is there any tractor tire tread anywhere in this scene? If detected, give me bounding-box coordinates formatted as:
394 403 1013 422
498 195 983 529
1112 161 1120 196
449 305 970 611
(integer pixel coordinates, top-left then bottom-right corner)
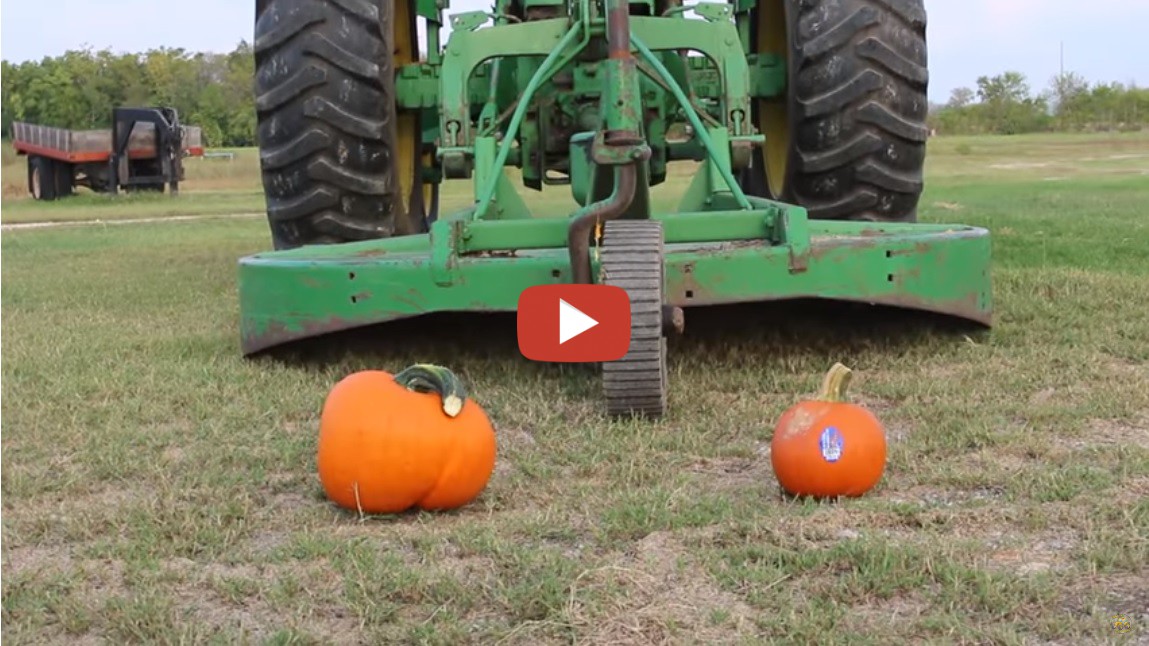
789 0 930 223
254 0 418 249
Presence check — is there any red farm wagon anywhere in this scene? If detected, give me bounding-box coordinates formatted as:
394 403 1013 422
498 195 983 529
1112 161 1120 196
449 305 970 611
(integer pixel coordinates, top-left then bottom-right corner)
10 106 204 200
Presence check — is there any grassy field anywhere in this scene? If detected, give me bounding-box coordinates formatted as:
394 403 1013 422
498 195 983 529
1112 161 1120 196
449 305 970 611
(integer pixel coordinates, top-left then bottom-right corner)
2 132 1148 644
3 131 1148 223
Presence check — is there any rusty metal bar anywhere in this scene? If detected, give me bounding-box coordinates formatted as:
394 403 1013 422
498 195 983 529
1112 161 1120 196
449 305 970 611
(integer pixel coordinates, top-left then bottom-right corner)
567 163 639 284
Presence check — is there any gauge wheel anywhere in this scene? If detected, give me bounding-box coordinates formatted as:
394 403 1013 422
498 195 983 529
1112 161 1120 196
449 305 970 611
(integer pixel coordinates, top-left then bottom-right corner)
599 219 669 419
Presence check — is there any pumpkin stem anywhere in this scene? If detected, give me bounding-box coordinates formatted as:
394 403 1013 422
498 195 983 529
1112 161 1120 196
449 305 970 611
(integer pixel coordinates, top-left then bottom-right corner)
816 362 853 402
393 364 467 418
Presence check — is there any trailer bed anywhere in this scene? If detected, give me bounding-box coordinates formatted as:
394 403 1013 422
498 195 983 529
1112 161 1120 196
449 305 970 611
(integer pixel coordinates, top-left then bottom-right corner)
11 121 204 163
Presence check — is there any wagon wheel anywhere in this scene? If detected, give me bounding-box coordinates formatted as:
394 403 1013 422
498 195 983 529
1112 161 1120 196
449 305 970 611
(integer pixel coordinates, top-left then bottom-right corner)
28 156 57 201
600 220 669 419
30 163 42 200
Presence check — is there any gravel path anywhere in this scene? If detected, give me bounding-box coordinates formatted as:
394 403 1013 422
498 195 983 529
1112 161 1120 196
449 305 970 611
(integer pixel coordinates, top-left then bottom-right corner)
1 212 264 232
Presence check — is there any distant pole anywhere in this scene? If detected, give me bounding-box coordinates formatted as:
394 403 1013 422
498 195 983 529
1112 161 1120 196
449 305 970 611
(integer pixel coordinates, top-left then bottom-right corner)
1060 41 1064 76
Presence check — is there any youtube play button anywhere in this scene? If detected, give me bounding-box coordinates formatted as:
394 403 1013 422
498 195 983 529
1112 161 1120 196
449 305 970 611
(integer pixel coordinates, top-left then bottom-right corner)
517 284 632 362
559 298 599 344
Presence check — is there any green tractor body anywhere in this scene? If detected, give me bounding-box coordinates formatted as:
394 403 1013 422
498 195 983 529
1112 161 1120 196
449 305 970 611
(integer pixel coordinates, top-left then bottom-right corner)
241 0 992 417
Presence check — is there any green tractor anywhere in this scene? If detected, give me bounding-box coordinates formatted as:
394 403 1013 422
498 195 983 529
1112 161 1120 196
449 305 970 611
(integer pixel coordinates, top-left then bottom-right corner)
241 0 992 417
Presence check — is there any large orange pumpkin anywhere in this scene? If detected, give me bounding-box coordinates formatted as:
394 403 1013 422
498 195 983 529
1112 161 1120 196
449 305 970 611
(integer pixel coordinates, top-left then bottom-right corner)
770 362 887 499
317 364 497 514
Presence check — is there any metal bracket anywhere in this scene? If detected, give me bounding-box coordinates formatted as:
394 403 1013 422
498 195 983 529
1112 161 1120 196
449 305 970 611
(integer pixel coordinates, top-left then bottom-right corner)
691 3 733 22
430 218 464 286
774 206 811 274
450 11 490 31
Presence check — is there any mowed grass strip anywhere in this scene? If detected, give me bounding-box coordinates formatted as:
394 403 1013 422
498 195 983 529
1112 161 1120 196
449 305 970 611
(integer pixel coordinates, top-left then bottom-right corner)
3 134 1148 644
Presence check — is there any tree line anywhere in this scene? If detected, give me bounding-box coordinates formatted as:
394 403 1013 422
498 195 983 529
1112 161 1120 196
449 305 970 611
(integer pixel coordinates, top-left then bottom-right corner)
1 44 257 148
3 44 1147 145
930 71 1149 136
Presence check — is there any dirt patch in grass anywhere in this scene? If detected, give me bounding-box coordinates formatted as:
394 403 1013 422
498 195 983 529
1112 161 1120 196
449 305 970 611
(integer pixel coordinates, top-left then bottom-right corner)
1072 414 1149 450
931 200 963 211
985 529 1079 575
685 452 771 491
161 557 363 643
4 544 82 580
568 530 758 644
1062 572 1149 629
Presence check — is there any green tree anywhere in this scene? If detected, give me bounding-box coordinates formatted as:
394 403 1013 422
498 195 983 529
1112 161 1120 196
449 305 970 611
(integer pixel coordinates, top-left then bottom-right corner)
3 49 1145 144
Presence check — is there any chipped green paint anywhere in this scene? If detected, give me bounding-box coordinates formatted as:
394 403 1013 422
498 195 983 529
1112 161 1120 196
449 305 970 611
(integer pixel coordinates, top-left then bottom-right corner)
238 211 991 354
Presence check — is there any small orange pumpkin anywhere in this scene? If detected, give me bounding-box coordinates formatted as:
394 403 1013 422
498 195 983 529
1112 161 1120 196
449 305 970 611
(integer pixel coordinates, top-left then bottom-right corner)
317 364 497 515
770 362 887 499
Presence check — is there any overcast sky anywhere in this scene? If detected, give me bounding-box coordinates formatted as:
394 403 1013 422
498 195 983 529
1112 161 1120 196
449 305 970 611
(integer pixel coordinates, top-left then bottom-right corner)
1 0 1143 103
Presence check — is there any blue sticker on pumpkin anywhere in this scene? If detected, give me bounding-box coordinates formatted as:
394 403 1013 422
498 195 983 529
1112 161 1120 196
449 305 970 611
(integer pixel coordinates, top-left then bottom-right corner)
820 427 844 463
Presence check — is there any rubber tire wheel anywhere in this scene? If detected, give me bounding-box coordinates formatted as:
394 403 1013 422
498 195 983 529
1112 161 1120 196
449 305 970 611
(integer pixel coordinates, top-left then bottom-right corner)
600 220 669 419
742 0 930 222
29 157 57 201
53 161 75 198
253 0 424 250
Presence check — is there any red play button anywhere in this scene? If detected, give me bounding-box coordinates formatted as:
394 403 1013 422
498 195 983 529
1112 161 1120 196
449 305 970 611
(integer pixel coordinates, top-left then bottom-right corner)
517 284 632 363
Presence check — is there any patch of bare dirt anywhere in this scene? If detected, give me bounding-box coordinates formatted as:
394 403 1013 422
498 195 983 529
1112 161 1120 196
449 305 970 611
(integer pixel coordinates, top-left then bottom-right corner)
686 454 771 491
11 483 145 518
989 161 1055 170
4 485 150 549
162 557 361 643
983 529 1079 575
3 543 78 579
491 426 539 480
1066 415 1149 451
437 554 499 586
0 213 263 232
841 594 930 632
953 444 1031 473
1109 474 1149 506
244 530 293 559
567 530 759 644
1063 573 1149 627
932 201 963 211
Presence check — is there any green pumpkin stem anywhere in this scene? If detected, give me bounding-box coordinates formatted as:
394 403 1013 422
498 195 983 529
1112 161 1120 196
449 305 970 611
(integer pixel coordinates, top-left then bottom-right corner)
816 362 853 402
393 364 467 418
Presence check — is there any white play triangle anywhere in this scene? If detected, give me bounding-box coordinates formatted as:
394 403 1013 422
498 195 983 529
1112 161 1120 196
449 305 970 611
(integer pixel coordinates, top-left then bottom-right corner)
558 298 599 344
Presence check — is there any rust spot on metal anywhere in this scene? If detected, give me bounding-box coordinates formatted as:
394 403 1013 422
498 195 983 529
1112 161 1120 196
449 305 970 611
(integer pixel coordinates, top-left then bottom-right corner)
352 248 389 258
808 237 878 261
605 0 633 63
569 162 638 284
886 242 932 257
390 289 426 311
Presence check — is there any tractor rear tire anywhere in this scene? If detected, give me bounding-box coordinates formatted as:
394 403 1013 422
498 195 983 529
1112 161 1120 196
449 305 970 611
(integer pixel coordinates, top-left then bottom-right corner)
253 0 427 250
744 0 930 223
